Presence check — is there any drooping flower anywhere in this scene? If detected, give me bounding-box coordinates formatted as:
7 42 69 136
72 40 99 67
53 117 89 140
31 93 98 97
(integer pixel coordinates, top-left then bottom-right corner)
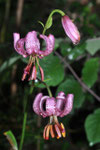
61 15 80 44
13 31 55 81
33 91 74 140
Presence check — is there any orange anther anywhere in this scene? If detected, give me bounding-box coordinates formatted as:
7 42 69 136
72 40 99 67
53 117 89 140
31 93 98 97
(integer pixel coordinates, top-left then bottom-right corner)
50 125 55 138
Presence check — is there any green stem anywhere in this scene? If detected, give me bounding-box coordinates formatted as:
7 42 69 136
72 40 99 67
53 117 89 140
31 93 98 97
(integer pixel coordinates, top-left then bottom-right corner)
35 58 52 97
41 9 62 96
37 77 52 97
19 112 27 150
42 9 65 34
49 9 65 17
46 84 52 97
19 89 28 150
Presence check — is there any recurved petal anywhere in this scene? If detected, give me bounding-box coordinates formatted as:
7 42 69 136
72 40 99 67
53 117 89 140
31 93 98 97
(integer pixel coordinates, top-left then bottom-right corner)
13 33 20 50
56 91 66 99
25 31 40 55
13 33 28 57
39 34 55 56
33 93 43 115
46 97 56 116
56 91 66 116
48 34 55 47
29 65 37 80
56 99 64 116
40 96 50 118
60 94 74 117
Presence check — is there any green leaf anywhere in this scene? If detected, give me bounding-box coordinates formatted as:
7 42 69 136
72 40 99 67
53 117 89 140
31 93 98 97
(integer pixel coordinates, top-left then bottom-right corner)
56 78 85 108
67 43 86 60
60 42 86 61
4 130 18 150
0 55 21 73
60 42 71 56
45 16 53 30
82 58 99 88
38 21 44 28
85 109 100 146
36 54 64 87
86 38 100 55
54 38 63 50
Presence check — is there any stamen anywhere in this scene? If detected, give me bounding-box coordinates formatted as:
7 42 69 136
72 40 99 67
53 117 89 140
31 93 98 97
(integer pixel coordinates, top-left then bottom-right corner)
53 115 59 124
49 116 53 124
50 125 55 138
54 124 61 139
45 125 50 140
39 65 44 81
22 73 27 81
60 123 66 137
43 125 48 140
29 65 37 80
36 57 44 81
22 62 32 81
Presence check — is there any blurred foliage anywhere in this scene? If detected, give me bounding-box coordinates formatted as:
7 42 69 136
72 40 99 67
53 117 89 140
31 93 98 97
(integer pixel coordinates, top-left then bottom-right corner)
82 58 99 88
56 77 85 108
86 38 100 55
85 108 100 146
37 54 64 87
0 0 100 150
4 130 18 150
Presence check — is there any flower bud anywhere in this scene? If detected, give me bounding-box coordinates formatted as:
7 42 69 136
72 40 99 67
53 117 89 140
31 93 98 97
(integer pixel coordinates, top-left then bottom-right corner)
62 15 80 44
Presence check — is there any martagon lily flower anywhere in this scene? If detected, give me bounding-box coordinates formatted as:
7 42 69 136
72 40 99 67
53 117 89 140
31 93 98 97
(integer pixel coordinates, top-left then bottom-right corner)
13 31 55 81
33 91 74 140
62 15 80 44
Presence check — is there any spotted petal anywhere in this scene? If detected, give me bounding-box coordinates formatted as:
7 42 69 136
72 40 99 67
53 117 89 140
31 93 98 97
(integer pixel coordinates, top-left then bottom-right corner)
33 93 43 115
56 91 66 99
25 31 40 55
39 34 55 56
40 96 50 118
46 97 56 116
56 92 66 116
60 94 74 117
13 33 28 57
13 33 20 50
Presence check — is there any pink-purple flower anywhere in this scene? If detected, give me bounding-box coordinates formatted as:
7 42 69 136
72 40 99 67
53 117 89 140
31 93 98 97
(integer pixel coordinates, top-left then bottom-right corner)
13 31 55 81
33 91 74 140
62 15 80 44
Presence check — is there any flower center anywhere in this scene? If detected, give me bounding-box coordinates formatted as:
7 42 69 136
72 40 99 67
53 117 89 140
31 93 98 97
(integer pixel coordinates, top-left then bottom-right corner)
22 56 44 81
43 115 66 140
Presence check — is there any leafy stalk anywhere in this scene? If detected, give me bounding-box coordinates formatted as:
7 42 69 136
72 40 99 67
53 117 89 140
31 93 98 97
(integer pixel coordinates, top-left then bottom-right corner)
19 88 29 150
42 9 65 34
19 112 27 150
37 77 52 97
